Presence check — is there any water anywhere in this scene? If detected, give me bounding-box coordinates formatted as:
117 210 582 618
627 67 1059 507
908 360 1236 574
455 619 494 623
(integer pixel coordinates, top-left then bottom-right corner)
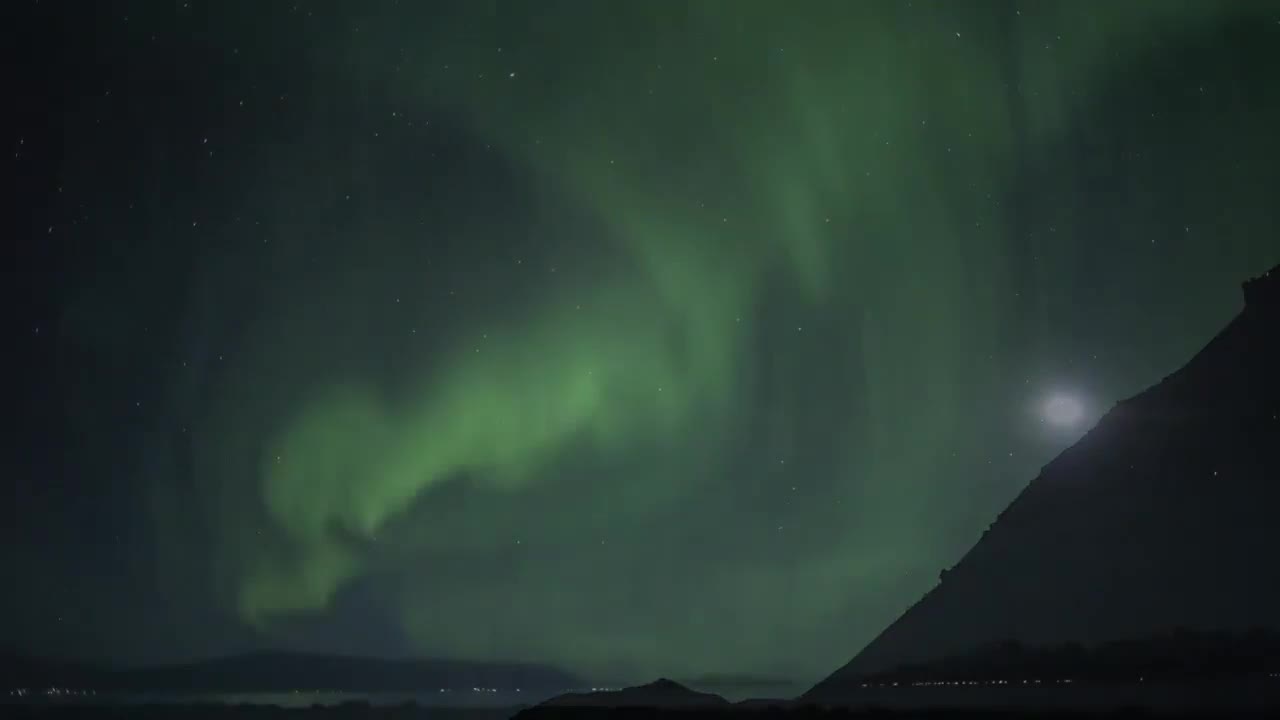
4 689 544 709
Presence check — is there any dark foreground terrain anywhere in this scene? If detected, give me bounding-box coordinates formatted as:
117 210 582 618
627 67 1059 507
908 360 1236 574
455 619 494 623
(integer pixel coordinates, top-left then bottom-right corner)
0 704 512 720
6 703 1280 720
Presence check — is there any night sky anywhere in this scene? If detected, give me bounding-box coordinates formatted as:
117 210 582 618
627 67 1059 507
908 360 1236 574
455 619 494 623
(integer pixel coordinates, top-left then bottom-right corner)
6 0 1280 686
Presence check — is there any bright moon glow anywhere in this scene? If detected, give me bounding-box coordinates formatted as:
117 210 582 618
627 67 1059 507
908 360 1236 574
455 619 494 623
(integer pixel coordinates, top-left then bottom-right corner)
1043 394 1085 427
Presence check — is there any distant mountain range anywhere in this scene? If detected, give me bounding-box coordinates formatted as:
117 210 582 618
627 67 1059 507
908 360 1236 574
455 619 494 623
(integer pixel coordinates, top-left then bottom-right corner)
807 264 1280 702
0 650 579 694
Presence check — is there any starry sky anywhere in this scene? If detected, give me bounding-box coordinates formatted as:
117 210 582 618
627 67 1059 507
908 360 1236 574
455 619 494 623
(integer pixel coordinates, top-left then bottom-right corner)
6 0 1280 686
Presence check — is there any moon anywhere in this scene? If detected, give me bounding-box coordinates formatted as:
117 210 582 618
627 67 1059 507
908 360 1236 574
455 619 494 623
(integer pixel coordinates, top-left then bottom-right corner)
1043 393 1085 427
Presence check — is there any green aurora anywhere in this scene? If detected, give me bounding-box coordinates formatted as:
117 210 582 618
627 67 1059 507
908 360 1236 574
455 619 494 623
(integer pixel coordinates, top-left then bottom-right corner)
224 0 1280 680
18 0 1280 684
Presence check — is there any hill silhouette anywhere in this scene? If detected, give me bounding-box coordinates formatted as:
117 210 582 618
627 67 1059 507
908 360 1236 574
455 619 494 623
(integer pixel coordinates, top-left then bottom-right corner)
806 264 1280 702
0 650 578 695
530 678 729 711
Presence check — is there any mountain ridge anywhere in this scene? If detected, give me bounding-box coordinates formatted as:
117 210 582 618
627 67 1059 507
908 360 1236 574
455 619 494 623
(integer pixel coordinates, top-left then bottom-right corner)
807 263 1280 701
0 649 580 694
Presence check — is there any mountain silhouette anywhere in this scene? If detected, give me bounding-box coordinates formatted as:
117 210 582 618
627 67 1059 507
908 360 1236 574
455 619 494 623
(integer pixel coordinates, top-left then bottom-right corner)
529 678 729 711
807 264 1280 701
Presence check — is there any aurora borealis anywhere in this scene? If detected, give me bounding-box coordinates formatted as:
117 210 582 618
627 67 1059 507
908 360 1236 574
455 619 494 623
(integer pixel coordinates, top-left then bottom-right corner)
7 0 1280 687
